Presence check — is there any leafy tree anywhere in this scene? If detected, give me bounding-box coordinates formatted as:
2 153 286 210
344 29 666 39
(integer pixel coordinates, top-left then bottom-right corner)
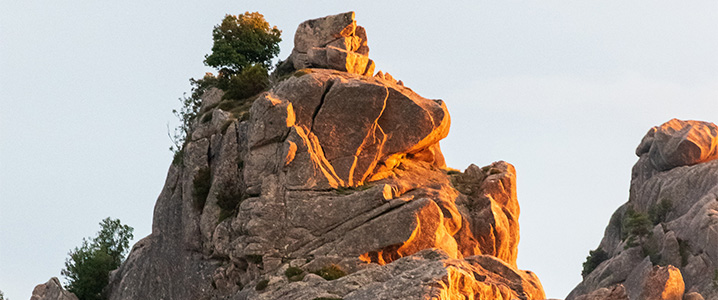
170 12 281 161
62 218 134 300
204 12 281 76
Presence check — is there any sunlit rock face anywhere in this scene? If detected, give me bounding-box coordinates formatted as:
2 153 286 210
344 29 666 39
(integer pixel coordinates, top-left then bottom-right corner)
568 119 718 300
105 12 544 300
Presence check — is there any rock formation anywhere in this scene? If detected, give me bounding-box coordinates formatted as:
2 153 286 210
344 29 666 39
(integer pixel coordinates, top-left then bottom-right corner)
99 11 545 300
30 277 78 300
568 119 718 300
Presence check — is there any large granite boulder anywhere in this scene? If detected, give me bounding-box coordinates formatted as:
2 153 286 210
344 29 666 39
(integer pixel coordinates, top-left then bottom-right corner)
568 119 718 300
30 277 78 300
287 12 374 76
636 118 718 171
104 12 544 300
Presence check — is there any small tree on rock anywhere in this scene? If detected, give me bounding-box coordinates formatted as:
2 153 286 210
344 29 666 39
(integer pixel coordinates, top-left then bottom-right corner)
204 12 281 77
62 218 134 300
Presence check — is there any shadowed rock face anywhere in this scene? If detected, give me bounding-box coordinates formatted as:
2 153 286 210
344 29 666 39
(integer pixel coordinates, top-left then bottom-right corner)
568 119 718 300
30 277 78 300
100 12 544 300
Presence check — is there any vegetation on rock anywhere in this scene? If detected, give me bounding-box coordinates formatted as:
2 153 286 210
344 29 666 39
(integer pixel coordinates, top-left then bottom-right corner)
284 267 305 282
171 12 281 161
204 12 281 76
62 218 133 300
255 279 269 291
311 264 346 281
581 247 609 278
649 198 673 225
622 207 652 248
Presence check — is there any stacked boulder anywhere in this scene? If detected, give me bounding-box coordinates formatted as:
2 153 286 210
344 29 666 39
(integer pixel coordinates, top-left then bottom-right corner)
287 11 374 76
568 119 718 300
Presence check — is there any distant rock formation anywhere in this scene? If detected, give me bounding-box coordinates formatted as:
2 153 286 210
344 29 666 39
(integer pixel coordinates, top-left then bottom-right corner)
568 119 718 300
79 11 548 300
30 277 78 300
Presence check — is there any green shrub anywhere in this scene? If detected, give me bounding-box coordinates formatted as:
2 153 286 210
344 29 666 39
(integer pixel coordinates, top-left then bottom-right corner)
311 264 346 281
255 279 269 291
216 183 246 223
622 207 652 244
62 218 134 300
581 248 609 278
192 167 212 211
222 64 270 101
246 254 263 264
285 267 305 282
649 198 673 225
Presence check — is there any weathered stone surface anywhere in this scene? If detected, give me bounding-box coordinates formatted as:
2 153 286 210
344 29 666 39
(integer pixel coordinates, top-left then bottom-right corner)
30 277 79 300
261 69 450 188
289 12 373 75
637 119 718 171
575 284 628 300
247 249 544 300
569 119 718 300
637 265 685 300
105 12 543 300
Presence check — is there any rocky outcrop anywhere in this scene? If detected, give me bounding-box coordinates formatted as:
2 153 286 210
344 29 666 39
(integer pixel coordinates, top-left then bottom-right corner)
568 119 718 300
105 12 544 300
30 277 78 300
287 12 374 76
243 249 543 300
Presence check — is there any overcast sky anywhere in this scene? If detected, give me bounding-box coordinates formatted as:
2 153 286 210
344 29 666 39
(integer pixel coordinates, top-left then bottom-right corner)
1 1 717 299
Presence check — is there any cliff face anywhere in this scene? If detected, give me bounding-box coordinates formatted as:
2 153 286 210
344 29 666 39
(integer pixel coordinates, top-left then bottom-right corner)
568 119 718 300
103 12 545 300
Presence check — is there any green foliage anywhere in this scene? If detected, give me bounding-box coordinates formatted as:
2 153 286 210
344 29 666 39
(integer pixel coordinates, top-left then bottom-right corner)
204 12 281 76
0 289 5 300
192 167 212 211
62 218 134 300
311 264 346 281
649 198 673 225
255 279 269 291
216 182 246 223
643 244 661 265
285 267 305 282
246 254 263 264
622 207 652 247
581 247 609 278
222 64 270 100
170 13 280 159
713 269 718 288
169 74 219 162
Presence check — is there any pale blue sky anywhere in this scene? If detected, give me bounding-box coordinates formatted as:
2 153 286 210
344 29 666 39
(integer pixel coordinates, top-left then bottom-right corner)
1 1 716 299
